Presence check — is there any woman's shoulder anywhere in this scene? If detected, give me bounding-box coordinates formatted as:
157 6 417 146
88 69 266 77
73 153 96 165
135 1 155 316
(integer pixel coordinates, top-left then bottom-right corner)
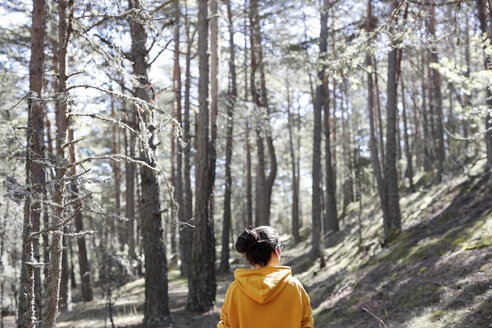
285 275 307 292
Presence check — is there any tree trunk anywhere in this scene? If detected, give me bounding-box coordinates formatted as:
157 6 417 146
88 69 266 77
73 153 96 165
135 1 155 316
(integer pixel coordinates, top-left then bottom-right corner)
18 0 45 326
366 0 390 245
420 49 433 171
68 127 94 302
373 61 385 169
59 229 70 311
250 0 276 227
429 0 445 180
384 0 402 241
331 14 338 196
476 0 492 168
123 92 137 272
0 201 9 328
169 3 180 266
286 77 300 243
128 0 172 324
410 72 423 169
43 115 53 285
311 0 329 259
245 120 253 228
109 90 121 246
43 1 72 326
400 74 416 192
69 240 76 289
323 68 338 233
463 12 471 146
341 81 353 210
209 0 219 236
180 0 193 278
173 0 184 272
243 0 253 229
220 0 236 273
187 0 216 313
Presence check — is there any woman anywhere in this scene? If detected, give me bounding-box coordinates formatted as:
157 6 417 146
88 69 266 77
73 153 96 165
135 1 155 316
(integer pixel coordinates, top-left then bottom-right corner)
218 226 314 328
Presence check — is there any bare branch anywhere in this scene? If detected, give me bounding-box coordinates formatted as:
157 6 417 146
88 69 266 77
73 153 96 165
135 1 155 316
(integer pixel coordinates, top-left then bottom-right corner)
151 0 178 15
148 38 174 66
362 308 388 328
29 205 82 240
65 84 178 125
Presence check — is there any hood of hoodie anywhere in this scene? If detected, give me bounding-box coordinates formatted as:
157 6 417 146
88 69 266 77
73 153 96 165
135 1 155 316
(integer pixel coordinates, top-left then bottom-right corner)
234 266 292 304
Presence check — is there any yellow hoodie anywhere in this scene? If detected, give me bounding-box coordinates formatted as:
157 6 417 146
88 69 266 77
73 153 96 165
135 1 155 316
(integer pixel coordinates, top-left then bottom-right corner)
217 266 314 328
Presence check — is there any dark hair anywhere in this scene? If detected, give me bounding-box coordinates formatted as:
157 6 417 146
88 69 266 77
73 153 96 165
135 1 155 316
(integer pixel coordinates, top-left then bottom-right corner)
235 226 280 267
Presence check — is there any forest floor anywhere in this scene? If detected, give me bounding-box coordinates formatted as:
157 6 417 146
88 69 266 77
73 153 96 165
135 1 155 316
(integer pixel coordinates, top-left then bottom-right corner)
8 158 489 328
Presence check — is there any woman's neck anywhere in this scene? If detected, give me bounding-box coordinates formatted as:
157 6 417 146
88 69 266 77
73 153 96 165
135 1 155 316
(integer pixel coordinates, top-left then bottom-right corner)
253 253 279 269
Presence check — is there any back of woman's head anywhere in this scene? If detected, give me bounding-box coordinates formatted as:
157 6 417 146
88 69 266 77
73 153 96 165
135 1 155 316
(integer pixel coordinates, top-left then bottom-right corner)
235 226 279 267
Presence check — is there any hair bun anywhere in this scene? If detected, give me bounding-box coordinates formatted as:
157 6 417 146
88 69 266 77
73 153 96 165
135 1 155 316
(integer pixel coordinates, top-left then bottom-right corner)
235 229 259 253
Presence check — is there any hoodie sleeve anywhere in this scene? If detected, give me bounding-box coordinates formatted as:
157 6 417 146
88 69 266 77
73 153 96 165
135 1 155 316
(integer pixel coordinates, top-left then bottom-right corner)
217 283 233 328
300 285 314 328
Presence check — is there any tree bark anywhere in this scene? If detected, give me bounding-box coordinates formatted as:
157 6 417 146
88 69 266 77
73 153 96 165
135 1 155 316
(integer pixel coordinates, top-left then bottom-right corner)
476 0 492 167
410 70 423 169
245 120 253 228
373 60 385 170
110 89 122 247
0 201 8 328
180 0 193 278
463 12 471 145
311 0 329 259
220 0 237 273
243 0 253 229
400 74 416 192
128 0 172 324
420 49 433 171
366 0 389 246
43 114 53 286
123 91 137 271
172 0 184 271
169 7 179 266
250 0 276 227
59 230 70 311
341 81 353 210
286 77 300 243
68 127 94 301
323 61 338 233
187 0 216 312
18 1 46 326
43 1 72 326
384 0 402 241
428 0 445 180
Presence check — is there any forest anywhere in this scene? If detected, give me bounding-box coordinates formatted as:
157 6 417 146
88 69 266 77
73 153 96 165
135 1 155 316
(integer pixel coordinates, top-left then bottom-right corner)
0 0 491 327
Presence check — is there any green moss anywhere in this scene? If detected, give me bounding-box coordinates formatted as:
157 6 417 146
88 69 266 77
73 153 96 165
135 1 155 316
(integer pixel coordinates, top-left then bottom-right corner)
385 228 402 244
419 267 427 273
405 239 451 263
392 273 399 279
440 212 492 251
368 231 417 266
462 236 492 250
480 263 490 272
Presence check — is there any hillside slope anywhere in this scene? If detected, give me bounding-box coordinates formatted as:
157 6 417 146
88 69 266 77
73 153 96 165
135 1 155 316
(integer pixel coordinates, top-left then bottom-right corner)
55 160 491 328
287 159 492 328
